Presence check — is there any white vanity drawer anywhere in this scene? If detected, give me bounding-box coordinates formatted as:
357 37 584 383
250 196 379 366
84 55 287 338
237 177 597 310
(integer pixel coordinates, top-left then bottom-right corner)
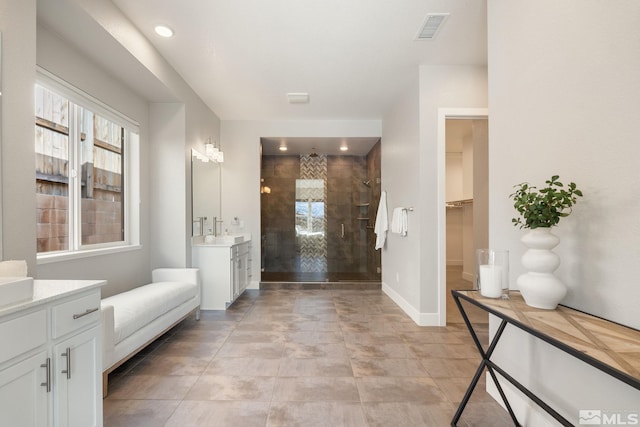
0 309 47 364
51 291 100 339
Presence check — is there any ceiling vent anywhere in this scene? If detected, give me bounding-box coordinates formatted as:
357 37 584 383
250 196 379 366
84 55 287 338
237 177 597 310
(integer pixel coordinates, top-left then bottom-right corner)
287 92 310 104
415 13 449 40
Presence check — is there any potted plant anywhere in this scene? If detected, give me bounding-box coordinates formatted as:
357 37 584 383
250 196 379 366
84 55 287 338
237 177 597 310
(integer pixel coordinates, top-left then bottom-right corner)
510 175 583 230
509 175 583 309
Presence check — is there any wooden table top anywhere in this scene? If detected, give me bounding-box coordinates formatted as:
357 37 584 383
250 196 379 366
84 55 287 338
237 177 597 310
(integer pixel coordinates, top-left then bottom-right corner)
454 290 640 388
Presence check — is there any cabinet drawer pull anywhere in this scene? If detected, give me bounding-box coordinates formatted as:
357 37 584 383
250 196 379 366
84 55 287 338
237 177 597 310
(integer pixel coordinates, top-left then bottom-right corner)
72 307 99 319
61 347 71 379
40 357 51 392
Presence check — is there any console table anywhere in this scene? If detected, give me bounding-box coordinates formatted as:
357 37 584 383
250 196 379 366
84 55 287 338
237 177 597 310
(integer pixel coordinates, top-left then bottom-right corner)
451 290 640 427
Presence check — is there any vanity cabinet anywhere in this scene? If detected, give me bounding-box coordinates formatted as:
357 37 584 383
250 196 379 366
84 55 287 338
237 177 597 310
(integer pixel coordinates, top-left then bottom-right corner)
0 280 105 427
193 239 252 309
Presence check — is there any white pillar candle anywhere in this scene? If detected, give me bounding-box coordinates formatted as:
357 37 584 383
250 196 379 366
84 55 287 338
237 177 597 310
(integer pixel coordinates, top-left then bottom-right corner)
479 264 503 298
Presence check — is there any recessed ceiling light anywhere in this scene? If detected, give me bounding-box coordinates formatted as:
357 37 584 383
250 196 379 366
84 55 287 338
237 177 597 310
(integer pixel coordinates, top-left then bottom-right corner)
155 25 174 38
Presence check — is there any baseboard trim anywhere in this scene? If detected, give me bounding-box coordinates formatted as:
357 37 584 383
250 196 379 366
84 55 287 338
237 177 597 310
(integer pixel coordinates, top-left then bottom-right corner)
461 271 474 282
382 282 441 326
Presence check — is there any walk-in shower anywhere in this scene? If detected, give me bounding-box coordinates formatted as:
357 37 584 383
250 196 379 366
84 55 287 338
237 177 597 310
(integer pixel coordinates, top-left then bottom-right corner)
260 138 381 285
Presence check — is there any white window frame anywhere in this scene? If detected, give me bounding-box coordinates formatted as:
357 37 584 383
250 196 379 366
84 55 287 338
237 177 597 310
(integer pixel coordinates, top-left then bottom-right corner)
36 68 141 264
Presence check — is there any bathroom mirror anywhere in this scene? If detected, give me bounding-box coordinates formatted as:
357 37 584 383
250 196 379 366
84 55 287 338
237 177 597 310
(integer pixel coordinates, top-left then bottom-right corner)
191 149 221 236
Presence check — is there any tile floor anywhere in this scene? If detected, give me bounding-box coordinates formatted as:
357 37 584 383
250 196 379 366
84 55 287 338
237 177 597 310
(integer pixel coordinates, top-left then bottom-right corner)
103 288 513 426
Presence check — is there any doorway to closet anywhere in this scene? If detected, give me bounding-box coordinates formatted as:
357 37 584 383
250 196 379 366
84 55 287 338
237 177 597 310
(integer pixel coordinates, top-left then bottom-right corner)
440 112 489 324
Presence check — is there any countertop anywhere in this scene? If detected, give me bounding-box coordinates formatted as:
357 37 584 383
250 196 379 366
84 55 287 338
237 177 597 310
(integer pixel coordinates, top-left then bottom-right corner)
0 279 106 317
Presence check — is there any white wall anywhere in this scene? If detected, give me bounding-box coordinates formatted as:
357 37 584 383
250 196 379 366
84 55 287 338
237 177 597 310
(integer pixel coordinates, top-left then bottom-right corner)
63 0 221 271
221 119 382 287
379 78 422 320
382 66 487 324
35 24 152 296
0 0 221 295
0 0 37 271
487 0 640 423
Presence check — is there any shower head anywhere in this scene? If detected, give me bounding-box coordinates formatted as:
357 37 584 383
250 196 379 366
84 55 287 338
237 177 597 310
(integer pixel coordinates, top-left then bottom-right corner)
309 148 318 158
362 180 371 187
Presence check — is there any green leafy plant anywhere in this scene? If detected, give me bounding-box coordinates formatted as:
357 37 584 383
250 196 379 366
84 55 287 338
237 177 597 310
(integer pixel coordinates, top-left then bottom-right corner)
509 175 583 229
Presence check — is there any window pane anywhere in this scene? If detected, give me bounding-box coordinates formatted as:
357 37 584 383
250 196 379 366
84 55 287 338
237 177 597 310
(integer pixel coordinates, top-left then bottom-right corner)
81 113 124 245
35 85 69 253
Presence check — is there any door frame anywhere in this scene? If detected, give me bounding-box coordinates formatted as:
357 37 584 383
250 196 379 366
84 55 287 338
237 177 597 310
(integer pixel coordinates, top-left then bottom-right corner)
437 108 488 326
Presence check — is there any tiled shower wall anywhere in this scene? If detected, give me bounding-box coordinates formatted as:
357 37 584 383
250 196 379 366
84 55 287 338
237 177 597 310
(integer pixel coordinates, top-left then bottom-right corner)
261 142 381 280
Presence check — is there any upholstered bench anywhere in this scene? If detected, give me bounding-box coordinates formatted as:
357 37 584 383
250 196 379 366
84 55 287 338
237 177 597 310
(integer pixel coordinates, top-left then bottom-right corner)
101 268 200 396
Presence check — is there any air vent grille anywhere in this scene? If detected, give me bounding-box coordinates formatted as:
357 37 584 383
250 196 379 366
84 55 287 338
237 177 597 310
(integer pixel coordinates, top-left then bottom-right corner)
416 13 449 40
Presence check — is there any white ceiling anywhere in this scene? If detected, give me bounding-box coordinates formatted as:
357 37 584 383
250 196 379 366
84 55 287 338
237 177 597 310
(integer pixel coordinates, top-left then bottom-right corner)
37 0 487 153
110 0 487 121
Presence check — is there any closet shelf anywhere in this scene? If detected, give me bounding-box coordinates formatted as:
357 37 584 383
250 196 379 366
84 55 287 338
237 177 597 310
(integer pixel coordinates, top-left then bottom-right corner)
446 198 473 208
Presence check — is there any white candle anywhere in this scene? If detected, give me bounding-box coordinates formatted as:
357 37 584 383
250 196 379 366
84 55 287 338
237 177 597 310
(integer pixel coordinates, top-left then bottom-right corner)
479 264 503 298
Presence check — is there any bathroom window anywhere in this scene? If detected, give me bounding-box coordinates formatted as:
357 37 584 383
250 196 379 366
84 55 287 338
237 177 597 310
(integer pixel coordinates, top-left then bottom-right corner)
295 179 325 237
35 71 140 258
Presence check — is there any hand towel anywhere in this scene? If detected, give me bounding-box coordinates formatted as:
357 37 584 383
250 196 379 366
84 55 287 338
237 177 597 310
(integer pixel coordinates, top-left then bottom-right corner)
374 191 388 250
391 207 408 236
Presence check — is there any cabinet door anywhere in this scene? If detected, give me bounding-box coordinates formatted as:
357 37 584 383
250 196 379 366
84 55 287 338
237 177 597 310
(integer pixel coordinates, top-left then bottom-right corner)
54 326 102 427
0 350 50 427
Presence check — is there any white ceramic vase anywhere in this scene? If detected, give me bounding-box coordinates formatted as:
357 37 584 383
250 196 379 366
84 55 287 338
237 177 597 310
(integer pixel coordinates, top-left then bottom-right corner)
516 228 566 309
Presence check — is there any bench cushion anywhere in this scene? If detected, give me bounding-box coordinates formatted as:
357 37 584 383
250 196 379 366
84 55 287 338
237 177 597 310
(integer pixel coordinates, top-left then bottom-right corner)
102 281 197 345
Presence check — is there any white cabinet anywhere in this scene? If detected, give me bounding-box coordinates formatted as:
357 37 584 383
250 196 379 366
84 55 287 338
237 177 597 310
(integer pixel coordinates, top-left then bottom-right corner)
193 239 252 310
0 349 50 427
0 281 104 427
54 326 101 427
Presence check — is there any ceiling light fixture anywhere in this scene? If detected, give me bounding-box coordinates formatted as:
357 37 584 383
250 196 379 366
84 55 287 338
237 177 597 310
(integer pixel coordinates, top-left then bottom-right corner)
340 145 348 152
279 145 288 152
155 25 174 38
287 92 310 104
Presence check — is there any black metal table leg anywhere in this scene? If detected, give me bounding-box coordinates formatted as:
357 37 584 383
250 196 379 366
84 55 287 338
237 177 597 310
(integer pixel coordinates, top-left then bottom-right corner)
451 292 521 426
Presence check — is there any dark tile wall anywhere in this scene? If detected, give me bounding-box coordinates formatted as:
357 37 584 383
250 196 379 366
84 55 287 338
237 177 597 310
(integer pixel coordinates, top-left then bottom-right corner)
261 155 300 272
261 144 381 281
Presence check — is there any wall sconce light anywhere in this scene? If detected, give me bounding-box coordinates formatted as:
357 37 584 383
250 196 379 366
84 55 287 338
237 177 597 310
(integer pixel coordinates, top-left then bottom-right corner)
260 178 271 194
204 137 225 162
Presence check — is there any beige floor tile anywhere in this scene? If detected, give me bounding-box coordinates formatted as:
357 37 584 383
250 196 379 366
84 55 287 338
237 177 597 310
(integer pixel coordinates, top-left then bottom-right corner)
103 288 512 426
362 401 457 427
106 375 199 400
286 330 344 344
408 342 480 359
217 342 285 358
128 355 211 376
205 357 282 376
154 340 222 358
346 342 414 359
283 342 349 358
103 399 180 427
350 358 429 377
356 377 448 403
226 330 290 344
164 401 270 427
267 401 367 427
278 358 353 377
185 375 276 401
272 376 359 402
